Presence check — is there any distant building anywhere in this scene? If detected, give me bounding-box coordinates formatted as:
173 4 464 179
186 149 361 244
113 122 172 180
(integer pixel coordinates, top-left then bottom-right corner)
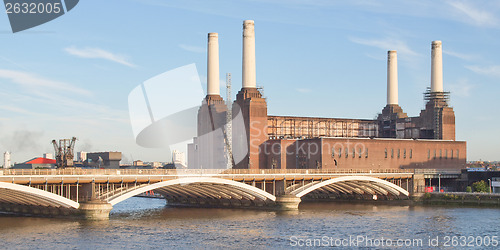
133 160 144 167
493 177 500 194
187 138 198 169
3 152 11 169
172 150 186 168
85 152 122 169
77 151 87 162
43 153 54 159
13 157 56 169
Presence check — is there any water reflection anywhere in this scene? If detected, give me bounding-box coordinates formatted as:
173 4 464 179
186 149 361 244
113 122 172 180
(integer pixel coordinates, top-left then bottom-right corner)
0 197 498 249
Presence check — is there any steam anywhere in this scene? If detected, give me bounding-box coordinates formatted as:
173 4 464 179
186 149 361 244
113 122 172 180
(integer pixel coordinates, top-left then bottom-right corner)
0 130 44 153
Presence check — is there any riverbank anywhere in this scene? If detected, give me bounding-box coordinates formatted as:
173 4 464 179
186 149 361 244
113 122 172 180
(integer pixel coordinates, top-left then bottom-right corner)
415 192 500 207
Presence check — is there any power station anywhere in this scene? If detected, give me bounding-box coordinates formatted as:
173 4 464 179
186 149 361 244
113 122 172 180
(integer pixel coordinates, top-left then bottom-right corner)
189 20 466 170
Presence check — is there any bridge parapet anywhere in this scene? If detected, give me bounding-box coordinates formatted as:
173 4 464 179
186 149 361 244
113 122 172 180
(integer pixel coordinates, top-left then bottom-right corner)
0 168 417 176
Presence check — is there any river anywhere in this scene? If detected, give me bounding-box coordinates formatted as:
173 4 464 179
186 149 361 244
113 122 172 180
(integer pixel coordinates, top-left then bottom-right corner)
0 197 498 249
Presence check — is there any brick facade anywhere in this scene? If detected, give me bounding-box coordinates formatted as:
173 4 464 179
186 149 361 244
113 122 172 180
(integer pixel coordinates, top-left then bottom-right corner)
263 138 466 170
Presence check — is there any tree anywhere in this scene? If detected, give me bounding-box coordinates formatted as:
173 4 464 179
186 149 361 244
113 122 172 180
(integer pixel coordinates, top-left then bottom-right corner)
472 180 490 193
465 186 472 193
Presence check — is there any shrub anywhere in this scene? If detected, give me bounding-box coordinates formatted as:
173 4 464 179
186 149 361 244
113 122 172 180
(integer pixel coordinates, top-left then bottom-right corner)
466 186 472 193
423 192 431 199
472 180 490 193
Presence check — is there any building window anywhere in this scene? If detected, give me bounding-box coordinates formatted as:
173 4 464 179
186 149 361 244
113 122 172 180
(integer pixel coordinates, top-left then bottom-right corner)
456 149 459 159
345 148 348 158
365 148 369 158
397 149 400 159
358 148 362 158
385 148 388 158
445 149 448 159
434 150 436 159
440 149 442 159
451 150 453 159
352 148 355 158
410 149 413 159
428 149 430 159
391 149 394 158
403 149 406 159
332 148 335 158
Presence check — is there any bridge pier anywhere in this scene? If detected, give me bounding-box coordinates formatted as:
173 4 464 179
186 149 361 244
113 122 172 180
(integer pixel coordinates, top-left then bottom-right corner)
275 195 301 210
78 200 113 220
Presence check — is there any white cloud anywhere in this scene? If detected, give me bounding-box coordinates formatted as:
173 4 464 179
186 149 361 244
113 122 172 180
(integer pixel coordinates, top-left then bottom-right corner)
448 79 474 97
179 44 206 53
0 105 33 115
447 1 499 27
296 88 312 93
0 69 91 96
443 50 479 61
64 46 137 68
349 37 420 57
0 69 129 123
465 65 500 78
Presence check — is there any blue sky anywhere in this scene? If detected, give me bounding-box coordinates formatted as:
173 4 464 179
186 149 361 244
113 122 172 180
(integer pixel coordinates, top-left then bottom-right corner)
0 0 499 163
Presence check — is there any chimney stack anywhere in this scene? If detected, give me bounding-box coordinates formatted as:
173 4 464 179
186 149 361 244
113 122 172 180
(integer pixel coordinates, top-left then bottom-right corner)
207 33 220 96
431 40 443 93
242 20 256 89
387 50 398 105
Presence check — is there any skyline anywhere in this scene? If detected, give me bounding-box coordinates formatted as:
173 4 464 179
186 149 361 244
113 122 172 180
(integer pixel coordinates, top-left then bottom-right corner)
1 0 500 163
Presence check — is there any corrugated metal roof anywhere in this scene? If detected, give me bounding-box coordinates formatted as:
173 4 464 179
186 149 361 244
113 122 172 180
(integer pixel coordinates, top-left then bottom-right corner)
25 157 56 164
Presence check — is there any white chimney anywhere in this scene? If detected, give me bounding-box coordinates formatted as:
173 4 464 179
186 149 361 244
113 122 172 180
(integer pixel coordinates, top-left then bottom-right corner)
242 20 256 89
387 50 398 105
431 40 443 93
207 33 220 96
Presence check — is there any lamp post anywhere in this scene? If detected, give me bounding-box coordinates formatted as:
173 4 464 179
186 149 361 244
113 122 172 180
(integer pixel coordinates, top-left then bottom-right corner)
438 173 441 192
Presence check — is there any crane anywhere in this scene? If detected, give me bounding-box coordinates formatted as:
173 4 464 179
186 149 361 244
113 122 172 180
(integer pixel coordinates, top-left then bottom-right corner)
52 137 77 168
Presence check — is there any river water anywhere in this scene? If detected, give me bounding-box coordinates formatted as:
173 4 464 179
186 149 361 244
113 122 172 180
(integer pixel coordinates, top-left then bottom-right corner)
0 197 498 249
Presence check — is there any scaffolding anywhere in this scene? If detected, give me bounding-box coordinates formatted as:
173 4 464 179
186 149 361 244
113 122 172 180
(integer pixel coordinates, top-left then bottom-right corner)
423 87 450 139
267 116 378 139
423 87 450 105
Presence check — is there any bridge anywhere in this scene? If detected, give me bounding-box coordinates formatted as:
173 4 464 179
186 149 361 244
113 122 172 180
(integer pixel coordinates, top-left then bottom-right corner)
0 168 447 220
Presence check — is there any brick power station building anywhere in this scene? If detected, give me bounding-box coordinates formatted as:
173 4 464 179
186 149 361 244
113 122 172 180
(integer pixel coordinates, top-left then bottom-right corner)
188 20 466 170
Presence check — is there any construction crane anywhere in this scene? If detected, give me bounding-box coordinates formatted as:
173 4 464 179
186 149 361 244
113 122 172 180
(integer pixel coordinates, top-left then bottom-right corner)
52 137 77 168
225 73 233 169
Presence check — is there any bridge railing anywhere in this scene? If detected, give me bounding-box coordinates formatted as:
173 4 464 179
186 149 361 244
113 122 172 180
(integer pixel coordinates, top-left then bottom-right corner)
0 168 419 176
413 169 461 175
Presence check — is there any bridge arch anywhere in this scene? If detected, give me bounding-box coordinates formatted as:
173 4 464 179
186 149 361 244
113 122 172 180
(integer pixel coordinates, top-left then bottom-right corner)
0 181 80 209
290 176 409 198
108 177 277 206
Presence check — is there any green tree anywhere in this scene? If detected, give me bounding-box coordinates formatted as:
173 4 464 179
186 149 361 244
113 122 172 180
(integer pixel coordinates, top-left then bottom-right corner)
472 180 490 193
466 186 472 193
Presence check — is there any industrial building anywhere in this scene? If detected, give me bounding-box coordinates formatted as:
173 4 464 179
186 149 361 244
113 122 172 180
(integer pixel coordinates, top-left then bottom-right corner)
12 157 56 169
84 152 122 169
189 20 466 170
